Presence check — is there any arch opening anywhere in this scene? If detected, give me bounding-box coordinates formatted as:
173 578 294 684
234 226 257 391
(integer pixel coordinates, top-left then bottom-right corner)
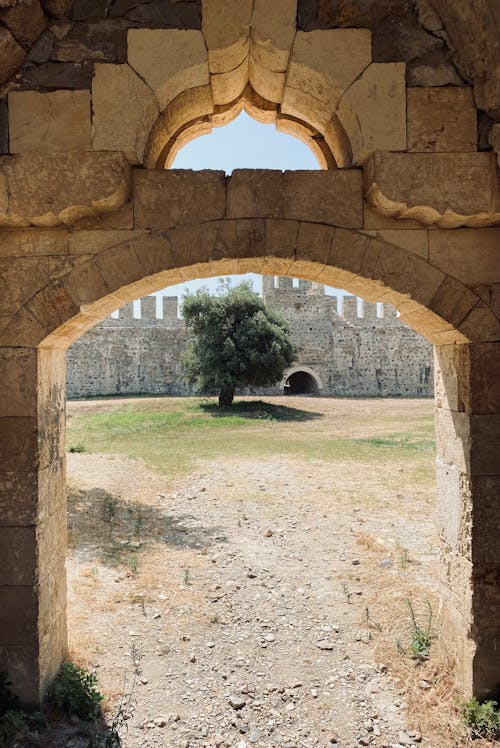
145 84 343 171
284 369 320 396
170 110 321 173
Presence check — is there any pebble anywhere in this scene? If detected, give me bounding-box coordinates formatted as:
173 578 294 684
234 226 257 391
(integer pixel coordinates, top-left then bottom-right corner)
229 695 246 710
265 529 273 537
317 639 334 650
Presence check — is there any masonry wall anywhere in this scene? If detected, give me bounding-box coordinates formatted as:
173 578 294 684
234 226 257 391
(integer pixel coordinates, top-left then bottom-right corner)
66 279 434 398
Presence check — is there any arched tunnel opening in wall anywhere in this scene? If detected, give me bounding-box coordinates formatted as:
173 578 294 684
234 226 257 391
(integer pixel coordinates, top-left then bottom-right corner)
284 370 320 396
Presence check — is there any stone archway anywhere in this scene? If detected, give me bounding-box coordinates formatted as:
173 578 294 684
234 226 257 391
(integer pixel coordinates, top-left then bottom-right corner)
283 366 322 396
1 168 499 705
0 0 500 710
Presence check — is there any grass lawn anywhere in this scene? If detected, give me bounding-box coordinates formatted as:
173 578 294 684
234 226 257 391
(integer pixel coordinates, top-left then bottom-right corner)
66 396 435 488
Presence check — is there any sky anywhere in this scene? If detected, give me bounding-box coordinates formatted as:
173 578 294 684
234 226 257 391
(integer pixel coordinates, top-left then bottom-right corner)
135 111 343 316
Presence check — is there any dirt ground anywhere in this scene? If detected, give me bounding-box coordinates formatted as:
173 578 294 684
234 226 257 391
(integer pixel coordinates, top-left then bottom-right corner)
51 397 484 747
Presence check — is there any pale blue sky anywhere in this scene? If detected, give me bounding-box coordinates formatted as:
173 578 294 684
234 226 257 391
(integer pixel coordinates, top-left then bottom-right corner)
139 111 344 316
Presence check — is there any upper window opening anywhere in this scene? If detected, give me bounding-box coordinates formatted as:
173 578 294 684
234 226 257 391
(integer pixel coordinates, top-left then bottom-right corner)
170 111 321 174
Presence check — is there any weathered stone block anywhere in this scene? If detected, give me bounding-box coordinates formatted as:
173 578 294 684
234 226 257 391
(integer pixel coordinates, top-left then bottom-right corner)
0 416 42 472
210 57 248 105
407 87 477 153
227 170 363 228
127 28 208 110
0 348 37 418
364 153 499 216
51 19 128 63
8 90 91 153
41 0 73 17
436 407 500 475
363 229 428 258
0 460 65 527
297 0 408 31
92 63 159 164
468 476 500 564
428 276 479 334
0 587 37 644
264 219 298 260
61 260 111 309
0 152 130 226
167 222 213 270
458 301 500 344
202 0 252 73
112 0 202 28
0 0 47 50
337 62 406 164
0 527 38 586
248 56 286 104
251 0 295 73
435 458 470 557
133 169 226 229
428 229 500 286
287 30 372 114
0 26 25 85
20 61 93 89
296 222 336 265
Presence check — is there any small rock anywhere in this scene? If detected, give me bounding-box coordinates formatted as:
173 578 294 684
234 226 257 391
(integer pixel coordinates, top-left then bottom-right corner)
264 633 275 642
355 630 372 643
265 529 273 537
379 558 393 568
248 729 261 743
154 717 167 727
317 640 334 650
352 559 360 565
398 730 420 745
229 695 246 710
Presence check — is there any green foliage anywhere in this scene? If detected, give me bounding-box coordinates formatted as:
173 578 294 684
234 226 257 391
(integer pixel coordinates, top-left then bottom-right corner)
50 662 104 722
407 599 433 663
463 697 500 739
0 674 46 747
101 495 118 528
69 443 85 453
182 282 296 405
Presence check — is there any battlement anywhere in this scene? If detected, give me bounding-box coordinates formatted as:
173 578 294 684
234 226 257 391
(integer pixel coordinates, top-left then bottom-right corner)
106 280 401 330
108 295 181 326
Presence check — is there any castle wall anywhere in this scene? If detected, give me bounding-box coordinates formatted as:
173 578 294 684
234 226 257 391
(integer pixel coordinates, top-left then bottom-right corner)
66 281 434 399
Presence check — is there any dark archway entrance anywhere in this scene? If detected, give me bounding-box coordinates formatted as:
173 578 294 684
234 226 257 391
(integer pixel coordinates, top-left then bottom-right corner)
284 370 319 396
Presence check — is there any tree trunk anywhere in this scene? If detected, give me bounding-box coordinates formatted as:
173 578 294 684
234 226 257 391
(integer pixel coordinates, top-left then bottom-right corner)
218 387 235 407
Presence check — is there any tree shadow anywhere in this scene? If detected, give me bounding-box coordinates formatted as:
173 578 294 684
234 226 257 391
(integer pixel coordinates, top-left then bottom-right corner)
67 486 227 567
198 399 323 421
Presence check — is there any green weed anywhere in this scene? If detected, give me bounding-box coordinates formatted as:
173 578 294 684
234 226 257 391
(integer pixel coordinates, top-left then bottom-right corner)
50 661 104 722
0 673 46 747
406 599 433 663
463 697 500 739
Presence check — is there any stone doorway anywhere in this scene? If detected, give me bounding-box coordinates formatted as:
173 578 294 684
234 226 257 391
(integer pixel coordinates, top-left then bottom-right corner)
284 370 320 396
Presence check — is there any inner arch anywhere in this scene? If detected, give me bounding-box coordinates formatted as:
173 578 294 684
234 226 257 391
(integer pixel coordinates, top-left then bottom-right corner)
170 111 321 173
145 85 343 170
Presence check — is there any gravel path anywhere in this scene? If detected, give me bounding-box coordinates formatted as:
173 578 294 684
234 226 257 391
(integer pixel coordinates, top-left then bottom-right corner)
65 453 437 748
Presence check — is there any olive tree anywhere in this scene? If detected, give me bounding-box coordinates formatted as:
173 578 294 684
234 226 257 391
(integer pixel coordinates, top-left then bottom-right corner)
182 282 296 406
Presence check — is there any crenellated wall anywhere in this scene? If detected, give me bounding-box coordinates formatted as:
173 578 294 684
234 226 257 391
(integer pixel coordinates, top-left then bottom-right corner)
66 277 433 398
